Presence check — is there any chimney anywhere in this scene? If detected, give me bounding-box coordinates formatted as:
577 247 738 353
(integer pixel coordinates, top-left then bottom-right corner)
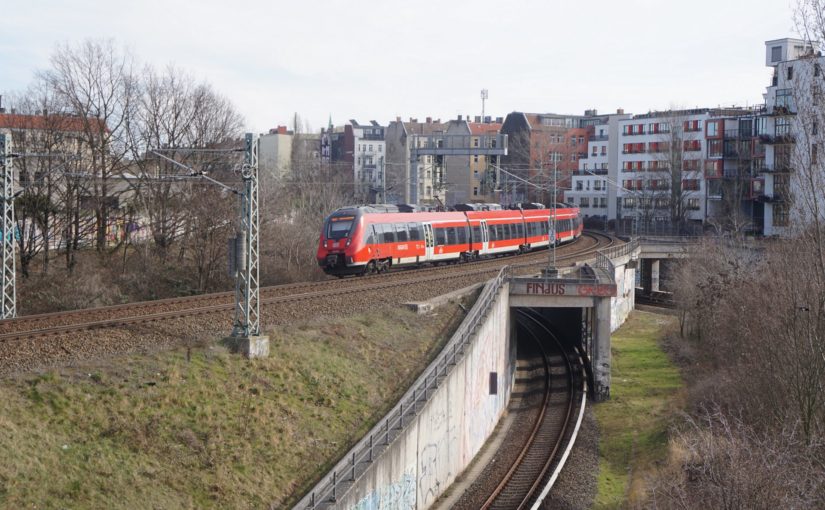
435 118 440 123
0 95 4 114
396 116 401 122
426 117 432 123
496 117 503 123
617 108 624 115
457 115 463 121
484 116 491 123
474 116 481 123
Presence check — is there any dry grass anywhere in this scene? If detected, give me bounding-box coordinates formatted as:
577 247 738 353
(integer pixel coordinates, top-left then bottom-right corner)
0 301 469 509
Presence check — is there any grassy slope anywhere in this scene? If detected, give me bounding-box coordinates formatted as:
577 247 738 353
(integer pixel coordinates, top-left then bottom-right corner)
0 304 467 509
594 310 683 509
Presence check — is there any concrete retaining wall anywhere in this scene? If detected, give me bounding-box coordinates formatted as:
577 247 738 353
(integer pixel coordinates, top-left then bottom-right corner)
335 282 514 509
610 256 636 332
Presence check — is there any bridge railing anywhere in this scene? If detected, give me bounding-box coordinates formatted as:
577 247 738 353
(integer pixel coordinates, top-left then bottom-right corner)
294 266 510 509
595 238 640 274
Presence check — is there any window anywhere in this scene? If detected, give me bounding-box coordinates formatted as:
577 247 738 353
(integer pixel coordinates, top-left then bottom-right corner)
446 227 457 245
707 121 719 137
580 197 590 207
575 181 583 190
599 197 607 208
682 179 700 191
381 224 396 243
774 204 789 226
601 146 607 155
788 66 794 80
775 88 794 110
435 228 447 246
395 225 409 242
378 145 382 152
687 198 700 210
473 138 479 147
771 46 782 62
707 139 723 157
408 223 422 241
622 197 636 209
473 186 478 196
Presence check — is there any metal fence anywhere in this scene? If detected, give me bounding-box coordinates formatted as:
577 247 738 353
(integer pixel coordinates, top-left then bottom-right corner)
595 238 640 274
293 266 510 509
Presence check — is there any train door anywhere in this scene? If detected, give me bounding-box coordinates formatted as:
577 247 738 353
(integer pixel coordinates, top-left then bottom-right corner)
479 220 489 254
423 223 435 261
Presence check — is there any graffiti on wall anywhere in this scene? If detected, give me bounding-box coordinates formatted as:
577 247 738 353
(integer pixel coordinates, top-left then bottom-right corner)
352 469 416 510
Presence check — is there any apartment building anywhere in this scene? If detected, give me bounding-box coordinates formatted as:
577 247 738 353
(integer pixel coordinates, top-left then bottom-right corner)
500 112 589 205
347 120 386 202
566 110 631 219
442 116 503 205
258 125 293 179
761 37 822 236
385 117 447 205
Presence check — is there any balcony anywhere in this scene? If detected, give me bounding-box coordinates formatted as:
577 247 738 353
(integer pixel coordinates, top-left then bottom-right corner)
723 129 755 140
767 105 796 116
755 193 785 203
759 133 795 144
759 163 793 173
590 134 609 142
574 168 608 175
360 133 384 141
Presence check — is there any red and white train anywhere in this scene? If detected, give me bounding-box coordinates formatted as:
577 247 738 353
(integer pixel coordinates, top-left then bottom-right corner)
316 203 582 277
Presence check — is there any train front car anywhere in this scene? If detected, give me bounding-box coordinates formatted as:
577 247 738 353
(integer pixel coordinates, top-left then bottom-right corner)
317 207 368 277
551 204 583 244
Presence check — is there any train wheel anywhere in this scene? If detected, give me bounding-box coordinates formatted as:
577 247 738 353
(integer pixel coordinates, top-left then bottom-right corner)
366 261 376 275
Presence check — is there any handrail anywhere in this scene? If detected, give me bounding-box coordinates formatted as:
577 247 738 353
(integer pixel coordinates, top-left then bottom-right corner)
293 266 511 509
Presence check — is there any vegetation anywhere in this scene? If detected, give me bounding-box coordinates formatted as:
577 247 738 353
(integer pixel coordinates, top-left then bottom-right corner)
594 311 683 509
0 303 467 508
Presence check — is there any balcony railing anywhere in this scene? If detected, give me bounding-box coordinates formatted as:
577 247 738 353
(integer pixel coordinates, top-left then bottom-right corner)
760 163 793 173
574 169 608 175
768 105 796 116
590 134 609 141
759 133 795 144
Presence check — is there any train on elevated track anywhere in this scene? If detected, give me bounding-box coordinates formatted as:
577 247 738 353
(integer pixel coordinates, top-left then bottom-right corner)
317 203 583 277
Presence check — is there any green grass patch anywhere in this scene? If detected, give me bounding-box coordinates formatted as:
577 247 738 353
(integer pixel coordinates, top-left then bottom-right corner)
0 302 468 509
594 310 683 509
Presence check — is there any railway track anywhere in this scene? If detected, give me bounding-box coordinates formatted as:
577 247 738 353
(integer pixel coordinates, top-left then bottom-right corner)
0 232 617 375
479 310 582 510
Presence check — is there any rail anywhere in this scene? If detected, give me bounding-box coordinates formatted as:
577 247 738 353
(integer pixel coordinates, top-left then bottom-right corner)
294 266 511 509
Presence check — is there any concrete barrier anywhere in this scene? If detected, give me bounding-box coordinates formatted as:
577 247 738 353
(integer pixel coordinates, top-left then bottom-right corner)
294 269 515 510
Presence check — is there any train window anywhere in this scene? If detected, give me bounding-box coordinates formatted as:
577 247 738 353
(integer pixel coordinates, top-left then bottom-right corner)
446 227 457 245
366 225 376 245
435 228 447 246
408 223 422 241
497 225 505 240
382 224 396 243
488 225 497 241
327 216 354 240
516 223 524 238
472 225 481 242
458 226 467 244
396 224 409 242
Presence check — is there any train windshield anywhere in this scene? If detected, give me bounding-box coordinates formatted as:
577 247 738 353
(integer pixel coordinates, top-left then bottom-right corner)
326 216 355 240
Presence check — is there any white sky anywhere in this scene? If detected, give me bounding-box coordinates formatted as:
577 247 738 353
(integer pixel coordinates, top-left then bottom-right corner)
1 0 798 133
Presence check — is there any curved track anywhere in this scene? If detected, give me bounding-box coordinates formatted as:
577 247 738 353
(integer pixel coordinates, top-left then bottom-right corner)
479 310 581 509
0 232 615 343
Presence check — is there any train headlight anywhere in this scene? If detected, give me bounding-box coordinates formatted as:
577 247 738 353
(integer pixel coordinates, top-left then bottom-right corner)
345 238 351 247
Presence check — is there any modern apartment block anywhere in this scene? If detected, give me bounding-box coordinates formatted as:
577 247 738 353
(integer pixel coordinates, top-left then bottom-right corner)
761 37 822 236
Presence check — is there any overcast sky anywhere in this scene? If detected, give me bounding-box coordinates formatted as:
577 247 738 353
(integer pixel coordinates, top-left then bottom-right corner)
1 0 798 133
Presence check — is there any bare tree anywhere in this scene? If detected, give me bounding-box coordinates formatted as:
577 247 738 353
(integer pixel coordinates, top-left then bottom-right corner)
39 39 138 253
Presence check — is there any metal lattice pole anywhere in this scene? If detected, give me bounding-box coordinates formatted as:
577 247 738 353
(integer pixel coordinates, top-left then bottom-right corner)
232 133 260 337
0 134 15 319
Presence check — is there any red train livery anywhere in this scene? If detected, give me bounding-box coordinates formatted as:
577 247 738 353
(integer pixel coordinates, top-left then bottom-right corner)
317 204 582 277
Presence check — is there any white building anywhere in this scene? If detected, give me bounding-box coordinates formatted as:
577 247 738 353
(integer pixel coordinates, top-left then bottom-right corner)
565 111 630 220
761 37 822 236
351 120 386 202
258 126 293 179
